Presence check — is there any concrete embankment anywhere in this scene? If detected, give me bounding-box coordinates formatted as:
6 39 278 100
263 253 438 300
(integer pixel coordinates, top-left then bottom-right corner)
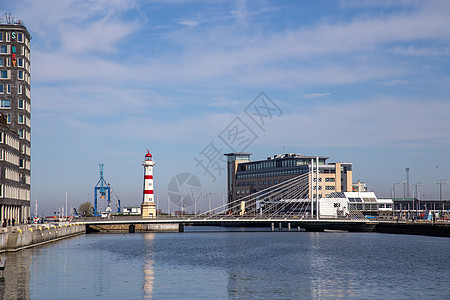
0 223 86 252
374 222 450 237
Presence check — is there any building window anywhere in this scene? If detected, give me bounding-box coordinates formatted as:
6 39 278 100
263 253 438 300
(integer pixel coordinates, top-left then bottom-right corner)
0 32 2 41
18 129 24 139
0 85 3 94
0 57 3 66
19 159 24 168
0 71 7 79
0 100 10 108
18 115 24 124
18 85 22 94
6 84 10 94
18 58 23 68
6 114 10 124
18 33 23 42
18 99 24 109
18 70 24 80
0 132 3 143
0 45 6 54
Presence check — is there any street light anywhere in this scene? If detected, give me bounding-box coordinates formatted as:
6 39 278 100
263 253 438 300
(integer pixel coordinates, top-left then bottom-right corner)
393 182 402 201
411 182 423 218
393 182 405 218
433 179 450 219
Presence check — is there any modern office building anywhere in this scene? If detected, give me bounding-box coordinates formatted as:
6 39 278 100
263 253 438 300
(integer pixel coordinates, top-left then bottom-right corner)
225 153 353 206
0 16 31 224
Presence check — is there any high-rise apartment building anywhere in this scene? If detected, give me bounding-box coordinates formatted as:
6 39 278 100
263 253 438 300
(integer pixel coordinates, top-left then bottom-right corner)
0 15 31 224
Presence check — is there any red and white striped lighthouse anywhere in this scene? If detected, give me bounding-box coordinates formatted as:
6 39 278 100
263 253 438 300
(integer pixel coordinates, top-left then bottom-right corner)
141 150 156 218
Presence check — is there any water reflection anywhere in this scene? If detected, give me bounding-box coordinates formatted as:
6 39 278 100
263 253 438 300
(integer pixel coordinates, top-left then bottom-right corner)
0 251 31 300
307 232 359 299
143 233 155 299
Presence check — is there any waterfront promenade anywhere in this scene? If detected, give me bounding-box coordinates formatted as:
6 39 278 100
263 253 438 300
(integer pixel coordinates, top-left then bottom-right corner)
0 223 85 252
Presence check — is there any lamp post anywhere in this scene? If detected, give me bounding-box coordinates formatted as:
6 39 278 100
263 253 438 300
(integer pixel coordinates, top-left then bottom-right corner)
411 182 423 219
393 182 404 219
433 179 449 220
405 168 410 198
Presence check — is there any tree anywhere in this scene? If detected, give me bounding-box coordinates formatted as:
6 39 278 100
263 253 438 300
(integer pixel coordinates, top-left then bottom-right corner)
78 202 94 217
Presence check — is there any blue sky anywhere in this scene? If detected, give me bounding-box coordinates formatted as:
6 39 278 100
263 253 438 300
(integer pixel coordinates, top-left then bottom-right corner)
3 0 450 215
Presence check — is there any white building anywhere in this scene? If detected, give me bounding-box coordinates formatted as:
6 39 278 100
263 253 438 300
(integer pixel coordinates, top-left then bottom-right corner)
319 192 393 219
122 206 141 215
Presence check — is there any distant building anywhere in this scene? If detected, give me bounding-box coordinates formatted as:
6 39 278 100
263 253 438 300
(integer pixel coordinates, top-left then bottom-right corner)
122 206 141 215
352 181 367 192
321 192 393 220
225 153 353 207
392 199 450 220
0 17 31 224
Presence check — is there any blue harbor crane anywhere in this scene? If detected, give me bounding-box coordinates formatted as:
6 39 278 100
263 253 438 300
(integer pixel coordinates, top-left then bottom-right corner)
94 164 122 216
94 164 110 216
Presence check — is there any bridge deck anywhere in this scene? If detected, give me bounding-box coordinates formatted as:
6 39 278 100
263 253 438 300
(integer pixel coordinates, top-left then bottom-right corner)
81 216 376 225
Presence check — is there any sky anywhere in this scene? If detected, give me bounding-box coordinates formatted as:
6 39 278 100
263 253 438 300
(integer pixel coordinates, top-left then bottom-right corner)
2 0 450 215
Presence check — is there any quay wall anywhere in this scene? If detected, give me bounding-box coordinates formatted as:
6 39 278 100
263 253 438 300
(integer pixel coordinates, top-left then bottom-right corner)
86 223 182 233
374 222 450 237
0 223 86 252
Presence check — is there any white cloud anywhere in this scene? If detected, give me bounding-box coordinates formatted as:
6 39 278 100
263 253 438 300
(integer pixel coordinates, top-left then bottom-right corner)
391 45 450 56
382 79 410 86
143 1 450 87
303 93 331 98
15 0 142 54
177 20 199 26
59 19 137 54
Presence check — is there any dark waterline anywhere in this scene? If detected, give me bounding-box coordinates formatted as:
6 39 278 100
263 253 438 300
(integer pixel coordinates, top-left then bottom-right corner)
1 227 449 299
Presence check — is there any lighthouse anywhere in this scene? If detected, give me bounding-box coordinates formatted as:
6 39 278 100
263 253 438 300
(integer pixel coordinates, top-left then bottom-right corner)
141 150 157 218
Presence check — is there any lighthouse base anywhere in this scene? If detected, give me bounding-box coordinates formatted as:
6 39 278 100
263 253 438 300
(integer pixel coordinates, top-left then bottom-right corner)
141 202 157 218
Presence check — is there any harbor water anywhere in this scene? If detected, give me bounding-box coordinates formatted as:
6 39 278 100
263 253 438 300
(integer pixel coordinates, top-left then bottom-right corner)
1 227 449 299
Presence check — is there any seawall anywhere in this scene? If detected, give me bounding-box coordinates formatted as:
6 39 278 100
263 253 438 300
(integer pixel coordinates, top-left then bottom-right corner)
0 223 86 252
374 222 450 237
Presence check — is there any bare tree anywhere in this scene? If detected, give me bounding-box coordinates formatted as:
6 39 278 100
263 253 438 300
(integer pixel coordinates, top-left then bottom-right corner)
78 202 94 217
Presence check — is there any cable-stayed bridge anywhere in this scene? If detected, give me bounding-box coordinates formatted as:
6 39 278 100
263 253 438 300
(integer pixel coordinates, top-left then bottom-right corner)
84 173 378 232
193 172 366 220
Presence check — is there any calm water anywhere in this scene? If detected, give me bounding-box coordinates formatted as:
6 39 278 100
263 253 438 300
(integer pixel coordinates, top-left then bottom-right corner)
1 227 449 299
